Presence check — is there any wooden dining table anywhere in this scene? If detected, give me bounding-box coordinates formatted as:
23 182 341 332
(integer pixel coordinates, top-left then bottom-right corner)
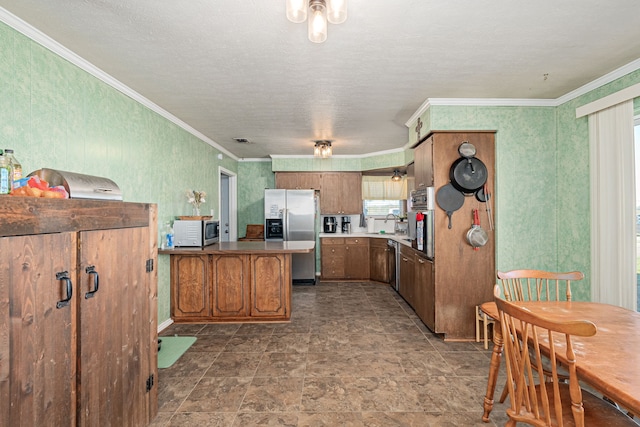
480 300 640 422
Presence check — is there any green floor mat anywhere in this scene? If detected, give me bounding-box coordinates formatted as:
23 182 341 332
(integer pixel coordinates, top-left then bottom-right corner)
157 336 197 369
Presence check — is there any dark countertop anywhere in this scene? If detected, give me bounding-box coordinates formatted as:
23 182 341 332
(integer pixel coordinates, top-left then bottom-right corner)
159 240 315 255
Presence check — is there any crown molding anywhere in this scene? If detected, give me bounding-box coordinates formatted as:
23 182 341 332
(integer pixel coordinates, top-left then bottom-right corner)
0 7 239 162
405 58 640 127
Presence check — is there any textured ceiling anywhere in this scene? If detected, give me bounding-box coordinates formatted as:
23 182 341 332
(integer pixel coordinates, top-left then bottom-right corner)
2 0 640 158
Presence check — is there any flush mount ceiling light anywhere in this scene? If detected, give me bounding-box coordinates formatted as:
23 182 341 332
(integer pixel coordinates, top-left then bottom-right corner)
286 0 348 43
391 170 402 182
313 140 333 158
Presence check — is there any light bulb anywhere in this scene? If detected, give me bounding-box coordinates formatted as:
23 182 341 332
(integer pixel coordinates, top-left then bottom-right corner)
308 0 327 43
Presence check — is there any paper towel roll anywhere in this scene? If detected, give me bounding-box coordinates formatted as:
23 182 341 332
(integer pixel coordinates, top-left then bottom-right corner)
367 217 375 233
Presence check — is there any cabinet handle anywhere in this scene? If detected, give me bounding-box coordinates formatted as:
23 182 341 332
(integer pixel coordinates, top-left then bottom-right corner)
402 257 409 262
85 266 100 299
417 258 425 264
56 271 73 309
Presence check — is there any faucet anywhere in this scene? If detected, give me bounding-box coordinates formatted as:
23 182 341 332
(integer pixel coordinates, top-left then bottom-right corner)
384 213 398 223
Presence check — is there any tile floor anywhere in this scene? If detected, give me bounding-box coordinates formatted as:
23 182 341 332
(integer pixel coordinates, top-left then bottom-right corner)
151 281 511 426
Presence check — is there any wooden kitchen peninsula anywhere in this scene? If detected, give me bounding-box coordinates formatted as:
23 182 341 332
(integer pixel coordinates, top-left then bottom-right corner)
159 241 315 323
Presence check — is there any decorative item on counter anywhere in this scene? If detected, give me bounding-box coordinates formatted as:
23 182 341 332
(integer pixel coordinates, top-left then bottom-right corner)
0 150 11 195
186 189 206 216
163 221 174 249
9 175 69 198
3 149 22 183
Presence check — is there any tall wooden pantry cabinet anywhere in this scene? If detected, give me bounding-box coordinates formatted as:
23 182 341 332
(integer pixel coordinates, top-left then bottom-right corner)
0 197 158 426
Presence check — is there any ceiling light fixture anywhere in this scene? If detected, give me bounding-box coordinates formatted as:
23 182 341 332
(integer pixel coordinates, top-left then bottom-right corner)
313 140 333 158
286 0 348 43
391 170 402 182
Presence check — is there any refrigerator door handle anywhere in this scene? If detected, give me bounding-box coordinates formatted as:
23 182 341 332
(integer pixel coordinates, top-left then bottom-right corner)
283 208 289 241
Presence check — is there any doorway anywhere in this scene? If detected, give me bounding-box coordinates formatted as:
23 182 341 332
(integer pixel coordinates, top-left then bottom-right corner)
219 167 238 242
635 116 640 311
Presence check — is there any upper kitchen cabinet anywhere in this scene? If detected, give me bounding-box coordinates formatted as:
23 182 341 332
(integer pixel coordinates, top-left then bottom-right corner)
319 172 362 214
275 172 321 190
414 135 434 188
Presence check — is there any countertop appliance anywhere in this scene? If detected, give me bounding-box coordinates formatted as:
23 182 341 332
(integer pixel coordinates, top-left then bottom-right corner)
323 216 337 233
265 189 317 284
173 219 219 247
28 168 122 200
408 187 435 259
341 216 351 234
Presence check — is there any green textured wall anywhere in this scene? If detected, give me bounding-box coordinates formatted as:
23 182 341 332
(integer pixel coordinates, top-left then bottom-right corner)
238 160 275 236
0 22 237 326
271 149 412 172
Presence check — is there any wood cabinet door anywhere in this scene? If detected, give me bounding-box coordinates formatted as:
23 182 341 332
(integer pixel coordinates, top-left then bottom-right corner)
297 173 321 190
320 243 345 279
171 255 211 319
414 136 434 188
250 254 289 318
345 238 369 279
339 173 363 214
414 255 435 330
398 248 415 306
0 233 76 427
212 255 250 317
79 227 151 427
319 173 343 214
369 240 389 283
275 172 299 189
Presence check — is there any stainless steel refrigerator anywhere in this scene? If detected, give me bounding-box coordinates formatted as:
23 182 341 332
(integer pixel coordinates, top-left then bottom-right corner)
264 189 317 284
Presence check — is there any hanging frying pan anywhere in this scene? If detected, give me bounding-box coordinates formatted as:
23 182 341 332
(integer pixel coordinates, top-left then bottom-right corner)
436 184 465 229
450 157 488 194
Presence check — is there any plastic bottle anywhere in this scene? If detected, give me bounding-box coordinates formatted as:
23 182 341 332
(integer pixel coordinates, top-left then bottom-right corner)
0 151 12 195
165 222 174 249
3 149 22 183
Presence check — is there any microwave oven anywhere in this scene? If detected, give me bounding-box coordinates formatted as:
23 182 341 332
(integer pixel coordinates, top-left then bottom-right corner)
173 219 219 247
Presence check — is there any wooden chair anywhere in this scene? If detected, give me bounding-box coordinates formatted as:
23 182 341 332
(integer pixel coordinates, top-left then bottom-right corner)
495 296 637 426
494 269 584 402
238 224 264 241
497 269 584 303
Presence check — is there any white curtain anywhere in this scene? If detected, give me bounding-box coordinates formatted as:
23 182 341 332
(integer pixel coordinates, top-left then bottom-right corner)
361 175 408 200
589 99 637 310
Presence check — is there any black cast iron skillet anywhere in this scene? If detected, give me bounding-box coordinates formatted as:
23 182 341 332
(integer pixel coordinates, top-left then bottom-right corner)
449 156 488 194
436 184 465 229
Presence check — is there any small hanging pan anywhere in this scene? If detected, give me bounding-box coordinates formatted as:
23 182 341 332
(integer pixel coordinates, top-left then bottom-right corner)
458 141 477 158
467 209 488 250
436 184 464 229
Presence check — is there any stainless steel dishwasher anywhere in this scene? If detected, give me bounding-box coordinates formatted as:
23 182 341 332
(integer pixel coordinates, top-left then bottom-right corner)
387 239 399 291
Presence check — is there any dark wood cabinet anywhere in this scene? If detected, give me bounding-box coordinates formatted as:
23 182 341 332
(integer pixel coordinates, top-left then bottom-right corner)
171 254 211 319
369 238 390 283
321 237 369 280
414 135 434 188
275 172 321 190
398 245 416 306
344 237 369 279
212 254 250 318
321 237 346 279
414 252 435 330
169 252 292 322
413 131 496 340
251 254 289 317
319 172 362 214
0 198 157 426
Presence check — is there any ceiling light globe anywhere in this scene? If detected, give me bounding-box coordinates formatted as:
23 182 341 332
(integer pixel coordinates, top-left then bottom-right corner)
308 0 328 43
326 0 347 24
286 0 307 23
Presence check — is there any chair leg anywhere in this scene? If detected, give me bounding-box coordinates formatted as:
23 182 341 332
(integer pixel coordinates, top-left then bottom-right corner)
475 306 481 343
